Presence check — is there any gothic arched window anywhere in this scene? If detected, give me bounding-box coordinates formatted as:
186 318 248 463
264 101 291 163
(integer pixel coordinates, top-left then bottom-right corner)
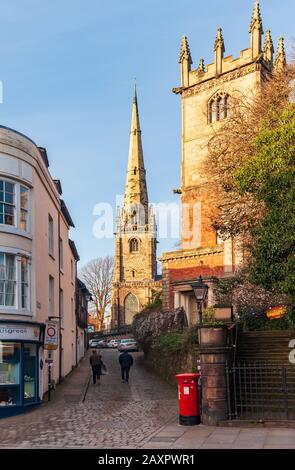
209 100 217 123
208 92 231 123
129 238 139 253
124 293 139 325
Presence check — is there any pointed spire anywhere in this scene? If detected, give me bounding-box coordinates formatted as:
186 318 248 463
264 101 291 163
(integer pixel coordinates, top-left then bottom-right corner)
124 84 148 221
214 28 225 75
274 37 287 73
179 36 192 88
133 78 137 103
198 58 205 73
249 1 263 34
263 30 274 63
214 28 225 54
179 36 192 65
249 1 264 58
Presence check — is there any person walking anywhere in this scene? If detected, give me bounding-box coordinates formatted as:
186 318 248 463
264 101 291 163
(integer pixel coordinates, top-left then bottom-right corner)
119 350 134 383
90 350 104 384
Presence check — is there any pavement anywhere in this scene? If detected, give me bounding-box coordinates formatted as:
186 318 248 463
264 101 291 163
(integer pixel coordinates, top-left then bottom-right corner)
0 349 295 449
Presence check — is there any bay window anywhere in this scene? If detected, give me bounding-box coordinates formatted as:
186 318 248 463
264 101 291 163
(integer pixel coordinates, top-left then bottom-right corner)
0 181 15 226
20 186 29 231
0 179 30 233
0 253 16 307
0 252 30 312
21 257 29 309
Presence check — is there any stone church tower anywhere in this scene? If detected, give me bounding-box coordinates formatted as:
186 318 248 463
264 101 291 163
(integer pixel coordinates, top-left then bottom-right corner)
161 1 286 322
111 86 162 328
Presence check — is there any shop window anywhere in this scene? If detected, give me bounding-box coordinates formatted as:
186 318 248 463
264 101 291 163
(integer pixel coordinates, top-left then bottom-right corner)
0 342 21 406
23 344 37 403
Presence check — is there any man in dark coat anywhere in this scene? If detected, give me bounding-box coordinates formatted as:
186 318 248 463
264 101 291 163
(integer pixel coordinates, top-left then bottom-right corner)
119 350 134 383
89 350 103 384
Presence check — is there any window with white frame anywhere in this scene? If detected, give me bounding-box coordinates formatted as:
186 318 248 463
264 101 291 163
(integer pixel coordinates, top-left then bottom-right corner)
20 186 29 231
21 256 29 309
0 253 16 307
0 252 30 311
0 179 30 232
48 215 54 256
0 180 15 226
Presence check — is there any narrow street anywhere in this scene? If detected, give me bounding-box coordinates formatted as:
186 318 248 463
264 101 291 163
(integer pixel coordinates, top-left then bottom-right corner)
0 350 178 448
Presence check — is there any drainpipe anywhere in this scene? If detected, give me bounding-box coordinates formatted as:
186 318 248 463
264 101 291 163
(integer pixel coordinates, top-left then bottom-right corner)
75 272 78 367
58 211 62 383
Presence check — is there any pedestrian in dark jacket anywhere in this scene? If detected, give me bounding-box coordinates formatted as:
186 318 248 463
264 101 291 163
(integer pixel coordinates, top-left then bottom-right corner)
90 350 104 384
119 350 134 383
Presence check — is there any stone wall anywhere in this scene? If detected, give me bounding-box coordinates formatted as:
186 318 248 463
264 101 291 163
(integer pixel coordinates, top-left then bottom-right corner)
133 307 199 385
144 342 199 385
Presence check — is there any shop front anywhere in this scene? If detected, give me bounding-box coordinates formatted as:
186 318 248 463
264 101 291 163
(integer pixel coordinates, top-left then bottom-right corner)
0 321 44 418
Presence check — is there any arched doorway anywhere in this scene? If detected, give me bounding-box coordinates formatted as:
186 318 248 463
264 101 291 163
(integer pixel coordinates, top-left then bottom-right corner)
124 293 139 325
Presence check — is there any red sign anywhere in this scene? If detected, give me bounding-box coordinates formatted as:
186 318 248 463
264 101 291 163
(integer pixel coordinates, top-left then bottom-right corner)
44 321 59 350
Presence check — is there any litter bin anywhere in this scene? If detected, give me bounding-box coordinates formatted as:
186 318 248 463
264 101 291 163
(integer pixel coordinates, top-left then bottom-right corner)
176 373 201 426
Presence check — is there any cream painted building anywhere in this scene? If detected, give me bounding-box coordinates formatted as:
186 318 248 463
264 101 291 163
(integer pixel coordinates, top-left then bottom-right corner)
161 1 286 324
111 87 162 328
0 126 80 416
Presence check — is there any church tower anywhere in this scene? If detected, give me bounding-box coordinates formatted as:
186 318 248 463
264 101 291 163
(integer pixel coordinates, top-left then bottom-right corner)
161 1 286 322
111 85 162 328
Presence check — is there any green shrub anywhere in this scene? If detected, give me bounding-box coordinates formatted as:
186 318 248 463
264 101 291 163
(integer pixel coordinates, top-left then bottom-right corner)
157 331 186 353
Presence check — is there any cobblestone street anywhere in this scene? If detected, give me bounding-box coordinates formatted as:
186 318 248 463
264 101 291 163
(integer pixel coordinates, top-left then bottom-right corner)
0 350 178 448
1 350 295 449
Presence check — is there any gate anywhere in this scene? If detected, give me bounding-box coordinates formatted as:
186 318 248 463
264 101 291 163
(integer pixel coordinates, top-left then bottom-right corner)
225 363 295 420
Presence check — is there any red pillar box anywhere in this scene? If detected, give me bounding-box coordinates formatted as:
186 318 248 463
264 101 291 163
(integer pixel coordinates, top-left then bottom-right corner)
176 373 201 426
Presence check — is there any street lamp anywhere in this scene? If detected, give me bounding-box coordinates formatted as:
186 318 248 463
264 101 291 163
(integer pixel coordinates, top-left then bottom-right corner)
191 276 209 324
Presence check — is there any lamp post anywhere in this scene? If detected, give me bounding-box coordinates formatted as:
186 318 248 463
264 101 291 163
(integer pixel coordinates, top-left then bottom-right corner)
191 276 209 324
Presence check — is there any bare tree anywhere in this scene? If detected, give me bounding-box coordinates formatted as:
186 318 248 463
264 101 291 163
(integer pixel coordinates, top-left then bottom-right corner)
80 256 114 331
203 63 295 243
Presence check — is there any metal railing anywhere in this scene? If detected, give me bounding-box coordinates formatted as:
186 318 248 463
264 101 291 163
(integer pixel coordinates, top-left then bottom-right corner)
225 363 295 421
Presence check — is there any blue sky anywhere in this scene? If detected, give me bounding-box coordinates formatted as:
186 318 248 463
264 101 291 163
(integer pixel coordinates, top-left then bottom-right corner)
0 0 294 268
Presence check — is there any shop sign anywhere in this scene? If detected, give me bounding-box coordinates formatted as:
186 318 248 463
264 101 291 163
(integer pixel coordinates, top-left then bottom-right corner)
44 321 59 350
0 324 41 342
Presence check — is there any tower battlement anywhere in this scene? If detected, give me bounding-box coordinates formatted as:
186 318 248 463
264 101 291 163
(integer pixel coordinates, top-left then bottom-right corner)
176 1 285 94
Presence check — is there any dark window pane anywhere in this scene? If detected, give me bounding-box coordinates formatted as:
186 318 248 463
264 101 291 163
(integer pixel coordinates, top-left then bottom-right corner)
4 193 13 204
5 182 14 193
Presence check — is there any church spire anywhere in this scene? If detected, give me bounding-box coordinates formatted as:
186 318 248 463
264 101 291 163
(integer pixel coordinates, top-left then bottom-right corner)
124 83 148 223
263 30 274 64
274 37 287 73
249 1 264 58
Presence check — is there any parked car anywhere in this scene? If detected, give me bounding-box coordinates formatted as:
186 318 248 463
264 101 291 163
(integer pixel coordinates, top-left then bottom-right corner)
90 339 108 348
107 339 121 349
118 338 139 352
